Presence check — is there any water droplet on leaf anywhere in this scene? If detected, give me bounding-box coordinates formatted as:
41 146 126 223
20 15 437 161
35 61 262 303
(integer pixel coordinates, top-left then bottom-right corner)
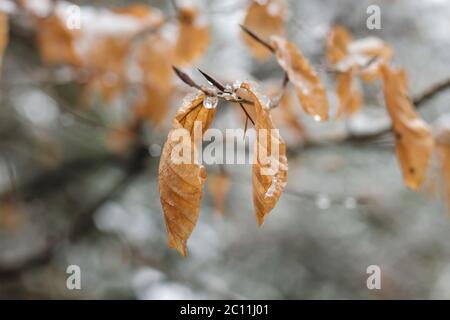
203 96 218 109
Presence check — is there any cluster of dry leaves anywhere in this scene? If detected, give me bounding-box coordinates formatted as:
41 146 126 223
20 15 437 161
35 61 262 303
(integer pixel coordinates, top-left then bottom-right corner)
17 0 209 125
0 0 448 256
159 0 448 255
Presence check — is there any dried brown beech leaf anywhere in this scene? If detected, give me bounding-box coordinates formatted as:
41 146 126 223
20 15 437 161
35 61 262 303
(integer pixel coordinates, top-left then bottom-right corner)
335 68 362 118
113 3 165 19
270 36 329 121
0 12 8 74
138 33 175 89
159 94 216 256
240 82 288 225
267 86 306 143
35 3 165 100
439 148 450 212
80 5 164 100
174 6 210 66
381 65 433 190
242 0 286 61
436 127 450 213
326 25 393 81
82 37 130 100
36 14 81 66
326 25 352 66
440 145 450 212
208 170 231 215
352 38 393 82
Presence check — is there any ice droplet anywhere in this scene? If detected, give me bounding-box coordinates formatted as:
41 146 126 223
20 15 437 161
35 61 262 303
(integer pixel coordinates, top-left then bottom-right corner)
203 96 218 109
267 2 281 16
264 176 278 198
232 81 242 91
315 194 330 210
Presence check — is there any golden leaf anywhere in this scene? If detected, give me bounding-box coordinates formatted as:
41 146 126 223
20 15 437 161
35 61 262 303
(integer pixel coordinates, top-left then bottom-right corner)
138 33 175 89
36 14 81 66
0 12 8 74
242 0 286 61
267 86 306 141
113 4 165 21
436 127 450 213
381 65 433 190
82 37 130 100
208 170 231 215
81 5 164 100
270 36 329 121
335 68 362 118
174 5 210 66
352 37 393 82
159 94 216 256
326 25 393 81
326 25 352 66
240 83 288 225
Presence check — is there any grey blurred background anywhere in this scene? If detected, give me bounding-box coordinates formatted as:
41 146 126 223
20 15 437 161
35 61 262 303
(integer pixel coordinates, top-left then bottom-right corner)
0 0 450 299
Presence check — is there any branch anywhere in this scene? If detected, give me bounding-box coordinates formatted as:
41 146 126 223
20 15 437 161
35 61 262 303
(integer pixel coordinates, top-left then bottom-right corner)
239 24 275 53
344 77 450 143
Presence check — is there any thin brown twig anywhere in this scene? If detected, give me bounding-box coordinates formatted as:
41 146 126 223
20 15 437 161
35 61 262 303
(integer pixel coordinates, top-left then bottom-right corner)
345 77 450 143
270 72 289 109
239 24 275 53
239 102 255 125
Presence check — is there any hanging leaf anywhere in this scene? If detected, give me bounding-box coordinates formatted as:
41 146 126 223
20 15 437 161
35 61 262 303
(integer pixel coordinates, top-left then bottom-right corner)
335 68 362 118
266 84 306 143
79 5 165 100
270 36 329 121
240 83 288 225
326 25 393 81
0 12 8 74
174 5 210 66
351 37 394 82
381 65 433 190
36 14 81 66
241 0 286 61
436 125 450 213
81 37 130 100
138 33 175 89
326 25 352 66
159 94 216 256
113 3 165 21
132 34 175 125
208 170 231 215
34 3 165 100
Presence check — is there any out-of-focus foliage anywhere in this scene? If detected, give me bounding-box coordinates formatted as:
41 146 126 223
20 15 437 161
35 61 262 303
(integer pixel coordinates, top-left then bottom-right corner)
0 0 450 299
